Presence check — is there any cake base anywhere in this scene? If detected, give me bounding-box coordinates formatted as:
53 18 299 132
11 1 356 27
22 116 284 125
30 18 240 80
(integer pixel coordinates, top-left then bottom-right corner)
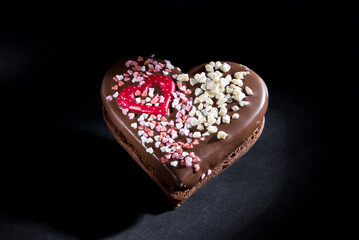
103 107 265 206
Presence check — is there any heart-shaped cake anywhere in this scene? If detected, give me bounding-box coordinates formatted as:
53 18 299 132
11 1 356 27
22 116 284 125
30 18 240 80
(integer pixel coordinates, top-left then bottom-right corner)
101 55 268 205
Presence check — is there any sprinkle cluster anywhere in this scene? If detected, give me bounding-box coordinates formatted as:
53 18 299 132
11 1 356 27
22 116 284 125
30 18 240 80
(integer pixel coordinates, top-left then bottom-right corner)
106 56 253 176
177 61 252 140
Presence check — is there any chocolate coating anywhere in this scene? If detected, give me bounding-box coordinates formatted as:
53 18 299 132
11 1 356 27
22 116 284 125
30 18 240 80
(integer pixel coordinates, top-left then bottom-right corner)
101 57 268 190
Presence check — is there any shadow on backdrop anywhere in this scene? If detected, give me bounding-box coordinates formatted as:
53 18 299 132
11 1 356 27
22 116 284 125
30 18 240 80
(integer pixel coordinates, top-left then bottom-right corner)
0 127 174 239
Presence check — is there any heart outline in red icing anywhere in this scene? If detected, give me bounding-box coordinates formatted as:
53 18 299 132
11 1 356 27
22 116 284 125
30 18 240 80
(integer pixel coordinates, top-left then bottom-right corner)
117 74 176 116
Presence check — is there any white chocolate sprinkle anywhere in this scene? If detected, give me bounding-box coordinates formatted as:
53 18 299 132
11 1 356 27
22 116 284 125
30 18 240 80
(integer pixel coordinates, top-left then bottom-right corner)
177 73 189 81
231 105 240 111
245 86 254 95
215 61 222 70
205 64 214 72
146 147 154 154
222 115 231 124
239 101 250 107
207 125 218 133
193 132 202 138
217 131 228 140
219 62 231 72
170 161 178 167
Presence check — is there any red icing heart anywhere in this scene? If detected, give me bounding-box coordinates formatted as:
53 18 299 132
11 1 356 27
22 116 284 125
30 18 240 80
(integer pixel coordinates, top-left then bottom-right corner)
117 74 175 116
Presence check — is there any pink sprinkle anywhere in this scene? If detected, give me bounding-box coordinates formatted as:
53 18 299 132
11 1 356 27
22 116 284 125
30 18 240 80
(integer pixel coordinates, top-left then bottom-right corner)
184 89 192 94
194 164 200 172
140 120 146 126
168 120 174 126
151 96 159 104
155 125 162 132
161 157 168 163
176 154 183 159
146 71 153 76
167 128 173 134
157 114 162 119
179 86 186 91
200 137 205 141
125 60 132 67
141 90 148 97
194 156 200 163
188 132 193 138
172 74 178 79
207 169 212 175
124 77 131 81
172 152 178 159
118 81 124 87
149 122 156 129
137 76 144 81
148 130 154 137
154 65 160 72
176 112 182 118
127 70 133 75
185 105 192 112
160 116 167 122
185 161 192 168
201 173 206 180
180 96 188 102
106 95 113 101
128 113 135 119
137 56 144 61
168 138 174 145
139 81 145 86
165 153 172 159
159 96 165 103
192 139 199 145
189 152 195 158
111 85 118 90
122 108 129 115
153 60 158 65
162 137 168 143
133 72 138 77
186 117 193 123
135 90 142 96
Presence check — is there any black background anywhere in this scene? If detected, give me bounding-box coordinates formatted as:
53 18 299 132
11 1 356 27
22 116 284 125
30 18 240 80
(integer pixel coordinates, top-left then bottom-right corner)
0 1 357 240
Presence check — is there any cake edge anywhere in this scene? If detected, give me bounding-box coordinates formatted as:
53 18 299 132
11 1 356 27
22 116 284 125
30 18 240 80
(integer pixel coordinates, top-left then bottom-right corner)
103 106 265 206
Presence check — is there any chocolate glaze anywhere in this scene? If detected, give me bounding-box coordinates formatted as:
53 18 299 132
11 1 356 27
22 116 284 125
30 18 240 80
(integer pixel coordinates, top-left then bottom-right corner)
101 57 268 190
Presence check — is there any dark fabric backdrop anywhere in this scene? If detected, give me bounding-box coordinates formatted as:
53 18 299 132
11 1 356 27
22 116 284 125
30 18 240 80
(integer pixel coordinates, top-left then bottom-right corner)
0 2 357 240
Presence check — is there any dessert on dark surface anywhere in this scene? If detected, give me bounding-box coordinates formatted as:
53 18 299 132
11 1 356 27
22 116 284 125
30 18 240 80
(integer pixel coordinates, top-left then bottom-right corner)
101 56 268 205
